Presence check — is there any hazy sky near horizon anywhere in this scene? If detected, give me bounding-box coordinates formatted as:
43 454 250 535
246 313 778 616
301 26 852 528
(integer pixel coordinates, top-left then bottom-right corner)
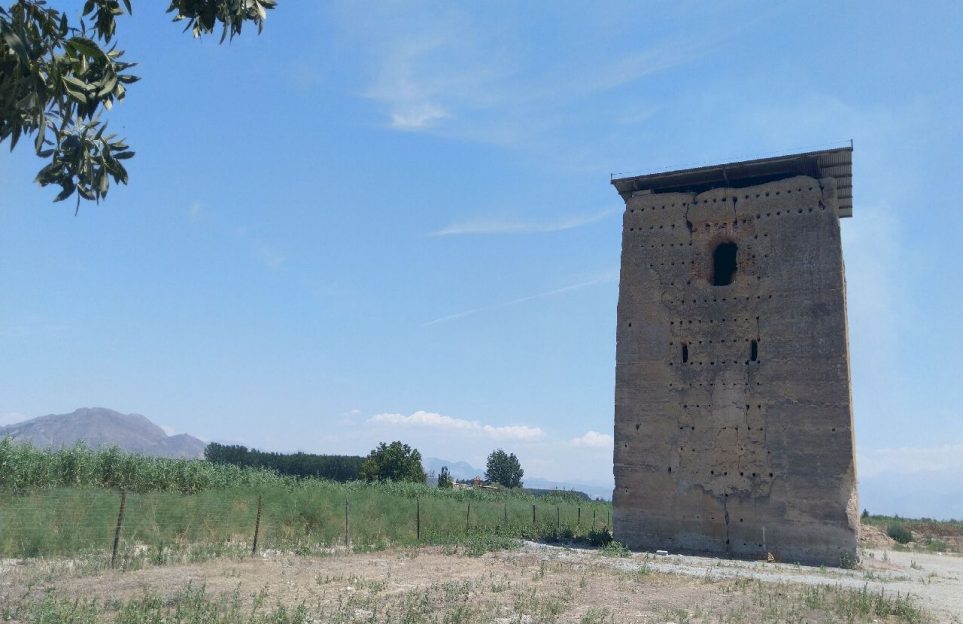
2 2 961 516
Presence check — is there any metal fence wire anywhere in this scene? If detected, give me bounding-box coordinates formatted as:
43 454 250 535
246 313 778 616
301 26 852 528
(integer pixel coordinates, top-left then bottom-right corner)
0 488 612 565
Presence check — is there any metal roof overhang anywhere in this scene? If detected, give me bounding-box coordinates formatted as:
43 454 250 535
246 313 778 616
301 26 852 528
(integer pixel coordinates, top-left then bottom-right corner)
611 147 853 218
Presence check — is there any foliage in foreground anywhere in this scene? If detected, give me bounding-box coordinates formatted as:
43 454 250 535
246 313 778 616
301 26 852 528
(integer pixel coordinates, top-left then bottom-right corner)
1 0 275 207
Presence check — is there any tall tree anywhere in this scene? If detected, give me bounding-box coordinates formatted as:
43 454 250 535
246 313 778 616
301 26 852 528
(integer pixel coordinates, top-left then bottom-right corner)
0 0 276 210
437 465 452 489
485 448 524 488
359 441 426 484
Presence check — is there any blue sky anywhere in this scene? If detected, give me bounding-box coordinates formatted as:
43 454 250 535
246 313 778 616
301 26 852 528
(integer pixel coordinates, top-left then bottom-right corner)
1 1 961 517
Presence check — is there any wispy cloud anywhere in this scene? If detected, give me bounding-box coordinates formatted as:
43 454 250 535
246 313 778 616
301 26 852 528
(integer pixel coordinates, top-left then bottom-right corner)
369 410 545 441
338 4 715 154
430 208 617 237
858 443 963 479
569 430 613 449
254 242 286 270
424 271 617 326
187 200 204 221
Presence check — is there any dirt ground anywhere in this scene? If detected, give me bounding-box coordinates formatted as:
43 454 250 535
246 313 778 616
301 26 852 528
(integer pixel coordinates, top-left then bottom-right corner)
2 543 961 623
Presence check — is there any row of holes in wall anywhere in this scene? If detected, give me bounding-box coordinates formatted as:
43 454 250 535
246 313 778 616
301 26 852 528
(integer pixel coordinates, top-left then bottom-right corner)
628 316 760 328
627 205 823 230
667 382 764 388
626 186 819 213
671 338 758 345
668 466 774 481
680 340 758 363
646 534 768 549
635 237 770 248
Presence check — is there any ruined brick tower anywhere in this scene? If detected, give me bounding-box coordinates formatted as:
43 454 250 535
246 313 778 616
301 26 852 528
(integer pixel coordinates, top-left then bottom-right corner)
610 148 858 566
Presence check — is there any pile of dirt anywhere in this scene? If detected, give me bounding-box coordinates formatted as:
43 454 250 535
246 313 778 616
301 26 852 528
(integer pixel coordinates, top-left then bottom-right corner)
859 523 896 548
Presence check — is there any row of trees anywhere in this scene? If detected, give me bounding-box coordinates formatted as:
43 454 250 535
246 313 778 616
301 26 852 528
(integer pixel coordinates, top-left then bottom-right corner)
358 442 523 489
204 439 526 489
204 443 363 482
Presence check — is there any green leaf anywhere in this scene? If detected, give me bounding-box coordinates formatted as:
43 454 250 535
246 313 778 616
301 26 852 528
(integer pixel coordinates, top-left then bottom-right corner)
54 181 76 202
67 36 105 59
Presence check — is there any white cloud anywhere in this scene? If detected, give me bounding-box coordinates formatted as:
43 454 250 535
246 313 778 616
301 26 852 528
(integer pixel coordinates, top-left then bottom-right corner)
391 102 449 131
424 271 617 326
569 430 614 449
369 410 544 441
188 201 204 221
858 443 963 479
430 208 617 237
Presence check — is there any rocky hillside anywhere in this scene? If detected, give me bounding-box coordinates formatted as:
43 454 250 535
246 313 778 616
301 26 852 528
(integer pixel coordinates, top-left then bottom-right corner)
0 407 205 459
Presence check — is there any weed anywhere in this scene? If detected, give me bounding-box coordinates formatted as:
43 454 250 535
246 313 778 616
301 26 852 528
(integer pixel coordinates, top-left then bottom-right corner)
599 540 630 557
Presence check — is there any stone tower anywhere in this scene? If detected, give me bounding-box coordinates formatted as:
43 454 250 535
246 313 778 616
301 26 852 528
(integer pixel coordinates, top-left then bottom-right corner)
610 148 858 566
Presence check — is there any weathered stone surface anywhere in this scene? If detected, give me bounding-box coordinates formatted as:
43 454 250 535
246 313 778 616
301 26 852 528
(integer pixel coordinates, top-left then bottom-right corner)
611 159 858 567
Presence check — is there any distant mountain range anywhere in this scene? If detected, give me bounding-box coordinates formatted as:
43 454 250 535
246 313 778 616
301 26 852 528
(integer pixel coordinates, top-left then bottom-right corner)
0 407 206 459
423 456 612 500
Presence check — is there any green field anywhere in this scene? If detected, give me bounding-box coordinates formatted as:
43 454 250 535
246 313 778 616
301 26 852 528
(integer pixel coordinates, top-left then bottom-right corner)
0 441 612 564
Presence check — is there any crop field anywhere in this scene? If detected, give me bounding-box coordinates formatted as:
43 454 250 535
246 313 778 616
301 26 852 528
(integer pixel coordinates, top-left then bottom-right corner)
0 443 610 563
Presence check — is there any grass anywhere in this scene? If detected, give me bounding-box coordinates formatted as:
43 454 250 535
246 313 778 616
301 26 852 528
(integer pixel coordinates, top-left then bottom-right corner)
1 561 933 624
0 484 611 562
0 439 612 562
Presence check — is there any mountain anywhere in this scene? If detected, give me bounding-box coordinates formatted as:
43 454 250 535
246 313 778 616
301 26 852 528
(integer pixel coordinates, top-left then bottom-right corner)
422 457 486 481
423 457 613 500
0 407 206 459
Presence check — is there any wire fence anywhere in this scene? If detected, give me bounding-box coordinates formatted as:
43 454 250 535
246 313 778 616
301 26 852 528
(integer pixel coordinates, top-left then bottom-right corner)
0 487 612 565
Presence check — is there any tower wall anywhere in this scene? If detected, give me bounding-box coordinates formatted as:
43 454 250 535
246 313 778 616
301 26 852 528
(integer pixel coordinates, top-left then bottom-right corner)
613 172 858 566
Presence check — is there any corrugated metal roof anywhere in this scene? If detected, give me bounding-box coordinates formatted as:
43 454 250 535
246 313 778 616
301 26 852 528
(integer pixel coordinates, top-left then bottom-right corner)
611 147 854 218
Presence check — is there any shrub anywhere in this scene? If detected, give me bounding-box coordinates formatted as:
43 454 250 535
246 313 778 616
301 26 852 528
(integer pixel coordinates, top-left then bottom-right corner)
586 527 613 547
886 523 913 544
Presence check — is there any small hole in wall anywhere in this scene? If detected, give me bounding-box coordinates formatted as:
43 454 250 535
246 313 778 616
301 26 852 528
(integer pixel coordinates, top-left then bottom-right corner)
668 467 672 473
635 423 640 431
750 340 758 361
682 343 689 363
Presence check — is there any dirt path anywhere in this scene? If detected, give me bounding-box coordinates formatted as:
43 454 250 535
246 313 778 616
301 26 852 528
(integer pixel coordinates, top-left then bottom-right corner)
1 545 960 622
520 543 963 622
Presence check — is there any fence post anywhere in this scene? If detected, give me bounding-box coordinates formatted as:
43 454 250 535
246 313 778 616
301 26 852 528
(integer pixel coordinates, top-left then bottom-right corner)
466 502 471 532
344 498 349 548
607 509 610 528
578 506 581 527
416 498 421 541
110 490 127 569
532 504 535 525
556 505 560 530
251 495 263 556
593 508 596 529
